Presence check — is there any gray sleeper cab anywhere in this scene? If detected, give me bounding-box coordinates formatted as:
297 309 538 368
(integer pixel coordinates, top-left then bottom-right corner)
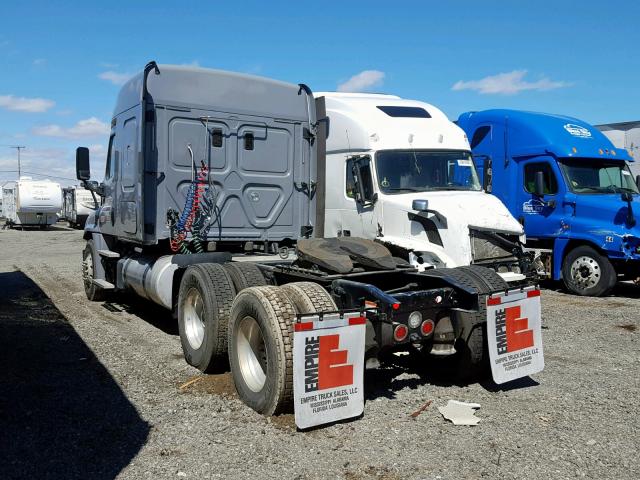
86 63 317 250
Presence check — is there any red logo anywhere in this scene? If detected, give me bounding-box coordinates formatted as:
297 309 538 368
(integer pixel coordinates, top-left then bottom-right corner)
318 334 353 390
304 334 354 392
495 305 534 354
505 305 534 352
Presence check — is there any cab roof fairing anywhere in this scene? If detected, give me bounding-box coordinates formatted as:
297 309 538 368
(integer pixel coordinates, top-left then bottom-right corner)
317 93 469 153
457 109 633 163
113 64 313 122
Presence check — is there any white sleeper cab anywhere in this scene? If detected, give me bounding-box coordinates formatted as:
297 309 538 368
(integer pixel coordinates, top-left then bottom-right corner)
315 93 527 282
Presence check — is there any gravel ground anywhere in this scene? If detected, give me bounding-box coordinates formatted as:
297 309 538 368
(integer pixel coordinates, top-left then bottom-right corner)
0 225 638 479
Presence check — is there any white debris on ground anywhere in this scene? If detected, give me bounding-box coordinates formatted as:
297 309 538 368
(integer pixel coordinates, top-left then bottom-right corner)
438 400 482 426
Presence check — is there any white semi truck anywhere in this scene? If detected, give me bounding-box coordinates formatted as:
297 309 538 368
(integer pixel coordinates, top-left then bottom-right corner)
315 93 529 283
62 186 97 228
2 177 62 229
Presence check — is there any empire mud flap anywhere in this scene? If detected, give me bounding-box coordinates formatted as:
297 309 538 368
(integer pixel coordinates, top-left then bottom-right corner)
486 287 544 384
293 311 366 429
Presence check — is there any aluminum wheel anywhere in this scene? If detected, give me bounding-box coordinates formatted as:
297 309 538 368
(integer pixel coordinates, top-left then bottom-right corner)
236 315 267 392
570 255 601 289
183 288 206 350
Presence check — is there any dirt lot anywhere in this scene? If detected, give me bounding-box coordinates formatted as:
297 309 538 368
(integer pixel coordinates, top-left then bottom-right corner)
1 225 639 479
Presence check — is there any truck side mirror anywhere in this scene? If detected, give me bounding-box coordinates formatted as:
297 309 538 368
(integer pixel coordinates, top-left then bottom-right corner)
352 156 375 206
76 147 91 181
534 171 545 197
412 199 428 211
636 175 640 191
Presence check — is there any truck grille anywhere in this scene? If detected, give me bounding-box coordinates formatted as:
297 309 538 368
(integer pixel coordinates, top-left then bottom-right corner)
469 229 519 263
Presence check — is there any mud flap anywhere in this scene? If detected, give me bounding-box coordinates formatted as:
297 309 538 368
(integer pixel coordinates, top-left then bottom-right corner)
293 312 366 429
486 287 544 384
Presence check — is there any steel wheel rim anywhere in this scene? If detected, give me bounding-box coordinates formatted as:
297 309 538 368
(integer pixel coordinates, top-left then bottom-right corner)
570 256 600 289
236 315 267 392
183 288 205 350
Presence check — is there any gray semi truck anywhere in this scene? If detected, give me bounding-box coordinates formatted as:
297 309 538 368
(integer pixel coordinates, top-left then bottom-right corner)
77 62 542 420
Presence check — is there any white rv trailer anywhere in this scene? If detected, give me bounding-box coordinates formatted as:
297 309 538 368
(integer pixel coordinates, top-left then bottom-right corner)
315 92 527 282
62 186 97 228
2 177 62 228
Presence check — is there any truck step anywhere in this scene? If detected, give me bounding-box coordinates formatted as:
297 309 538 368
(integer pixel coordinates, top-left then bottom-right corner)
92 279 115 290
97 249 120 258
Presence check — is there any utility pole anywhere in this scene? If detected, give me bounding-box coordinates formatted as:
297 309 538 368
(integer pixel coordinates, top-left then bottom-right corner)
4 145 26 177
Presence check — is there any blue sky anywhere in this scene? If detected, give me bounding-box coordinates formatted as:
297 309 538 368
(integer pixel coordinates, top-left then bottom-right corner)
1 0 639 185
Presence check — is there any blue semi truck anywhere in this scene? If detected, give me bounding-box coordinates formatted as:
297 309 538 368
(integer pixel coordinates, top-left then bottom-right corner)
457 109 640 296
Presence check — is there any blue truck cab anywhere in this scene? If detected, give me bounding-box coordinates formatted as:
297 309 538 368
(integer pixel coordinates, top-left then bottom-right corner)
457 109 640 296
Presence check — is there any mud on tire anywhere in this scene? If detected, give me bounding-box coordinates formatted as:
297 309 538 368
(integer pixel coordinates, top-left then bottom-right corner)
178 263 236 373
228 286 297 415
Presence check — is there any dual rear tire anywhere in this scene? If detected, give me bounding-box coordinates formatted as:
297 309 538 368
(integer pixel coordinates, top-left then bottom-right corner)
177 261 337 416
228 282 336 415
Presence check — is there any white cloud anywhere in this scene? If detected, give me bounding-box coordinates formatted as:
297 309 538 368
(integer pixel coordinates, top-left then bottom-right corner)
98 70 133 85
452 70 571 95
0 94 55 113
33 58 46 66
32 117 110 139
337 70 385 93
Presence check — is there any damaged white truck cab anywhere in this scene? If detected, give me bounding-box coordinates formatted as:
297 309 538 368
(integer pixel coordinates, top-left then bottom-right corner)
316 93 529 283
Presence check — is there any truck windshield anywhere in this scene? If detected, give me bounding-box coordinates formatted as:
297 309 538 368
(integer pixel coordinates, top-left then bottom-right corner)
559 159 639 194
375 150 481 194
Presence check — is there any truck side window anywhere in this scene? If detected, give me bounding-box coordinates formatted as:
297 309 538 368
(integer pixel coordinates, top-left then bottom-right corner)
524 162 558 194
105 134 115 180
346 159 356 198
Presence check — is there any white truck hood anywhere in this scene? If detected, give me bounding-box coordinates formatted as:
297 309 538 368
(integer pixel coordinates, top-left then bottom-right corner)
379 190 523 268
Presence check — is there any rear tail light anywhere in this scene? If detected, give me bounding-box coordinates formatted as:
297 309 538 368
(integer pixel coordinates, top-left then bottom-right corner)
420 319 435 336
393 324 408 342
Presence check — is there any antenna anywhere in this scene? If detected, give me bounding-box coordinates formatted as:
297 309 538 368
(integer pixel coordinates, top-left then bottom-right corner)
2 145 26 176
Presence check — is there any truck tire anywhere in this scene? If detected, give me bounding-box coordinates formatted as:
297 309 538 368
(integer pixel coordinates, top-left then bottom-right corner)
280 282 337 314
562 245 616 296
228 286 296 415
223 262 268 292
178 263 236 373
82 239 106 302
455 308 489 383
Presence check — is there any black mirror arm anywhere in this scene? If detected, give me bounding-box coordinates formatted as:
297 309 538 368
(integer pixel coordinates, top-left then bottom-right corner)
625 198 636 227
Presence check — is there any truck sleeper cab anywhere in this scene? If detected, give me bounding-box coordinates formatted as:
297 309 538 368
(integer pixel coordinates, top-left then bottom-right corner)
315 93 530 283
458 109 640 296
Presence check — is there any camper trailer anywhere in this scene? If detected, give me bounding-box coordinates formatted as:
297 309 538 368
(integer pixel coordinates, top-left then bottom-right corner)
62 186 97 228
2 177 62 229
